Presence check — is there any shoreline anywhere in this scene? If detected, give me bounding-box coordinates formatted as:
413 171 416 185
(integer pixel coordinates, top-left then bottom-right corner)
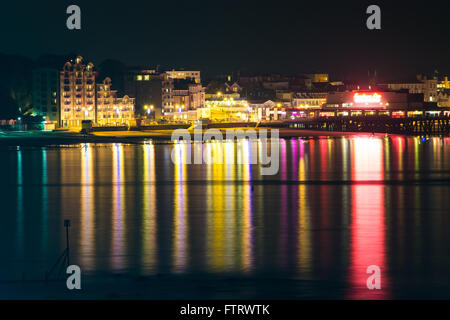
0 128 444 147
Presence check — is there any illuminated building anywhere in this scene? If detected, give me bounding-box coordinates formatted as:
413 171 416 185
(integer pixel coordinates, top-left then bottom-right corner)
171 109 202 121
60 56 135 128
162 74 205 119
325 91 408 110
96 78 135 126
165 70 201 84
437 76 450 91
249 100 290 121
320 90 444 117
224 81 242 93
304 73 329 83
205 97 251 121
60 56 96 127
32 67 59 128
436 76 450 107
437 91 450 107
205 92 240 100
292 92 327 109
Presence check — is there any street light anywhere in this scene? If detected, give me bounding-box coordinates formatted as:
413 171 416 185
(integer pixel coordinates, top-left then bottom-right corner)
144 105 152 120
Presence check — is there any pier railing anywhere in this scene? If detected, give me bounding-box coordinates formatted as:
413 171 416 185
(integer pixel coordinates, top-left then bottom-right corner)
283 116 450 135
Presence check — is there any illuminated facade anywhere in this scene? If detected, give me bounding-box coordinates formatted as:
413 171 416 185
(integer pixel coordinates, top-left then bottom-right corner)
292 92 327 109
205 97 251 121
60 56 96 128
437 76 450 91
324 91 406 110
165 70 201 84
317 90 445 118
436 76 450 107
225 81 242 93
205 92 240 100
60 56 135 128
305 73 329 83
96 78 135 126
162 74 205 117
249 100 290 121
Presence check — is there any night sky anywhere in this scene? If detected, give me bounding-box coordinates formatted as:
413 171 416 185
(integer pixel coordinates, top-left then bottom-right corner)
1 0 449 80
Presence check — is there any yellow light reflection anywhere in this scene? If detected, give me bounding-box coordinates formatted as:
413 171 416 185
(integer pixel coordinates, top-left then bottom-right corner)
173 142 189 273
142 143 157 274
414 137 420 180
205 140 254 273
225 140 236 270
241 139 253 273
80 144 95 270
298 140 312 276
111 144 126 270
207 141 226 272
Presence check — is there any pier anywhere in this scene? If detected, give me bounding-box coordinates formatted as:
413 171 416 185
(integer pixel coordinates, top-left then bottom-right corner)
283 115 450 135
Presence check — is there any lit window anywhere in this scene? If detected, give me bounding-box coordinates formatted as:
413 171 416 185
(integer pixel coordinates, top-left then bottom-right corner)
137 75 143 81
144 75 150 81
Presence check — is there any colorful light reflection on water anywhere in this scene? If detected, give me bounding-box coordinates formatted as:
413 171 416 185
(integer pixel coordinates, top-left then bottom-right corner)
1 135 450 299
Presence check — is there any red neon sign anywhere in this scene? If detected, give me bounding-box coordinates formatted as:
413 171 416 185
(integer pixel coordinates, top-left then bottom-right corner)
353 92 382 104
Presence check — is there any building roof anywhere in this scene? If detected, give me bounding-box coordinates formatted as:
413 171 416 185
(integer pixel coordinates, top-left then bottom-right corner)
384 80 424 84
173 78 197 90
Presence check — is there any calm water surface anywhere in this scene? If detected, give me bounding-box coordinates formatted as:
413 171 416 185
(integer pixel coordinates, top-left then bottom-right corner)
1 135 450 299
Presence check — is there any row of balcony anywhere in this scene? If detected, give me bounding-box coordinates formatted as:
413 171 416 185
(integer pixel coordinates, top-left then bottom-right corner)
63 109 94 114
63 88 95 92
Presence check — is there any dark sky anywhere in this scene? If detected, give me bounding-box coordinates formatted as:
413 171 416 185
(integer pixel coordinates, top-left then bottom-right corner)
1 0 449 80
